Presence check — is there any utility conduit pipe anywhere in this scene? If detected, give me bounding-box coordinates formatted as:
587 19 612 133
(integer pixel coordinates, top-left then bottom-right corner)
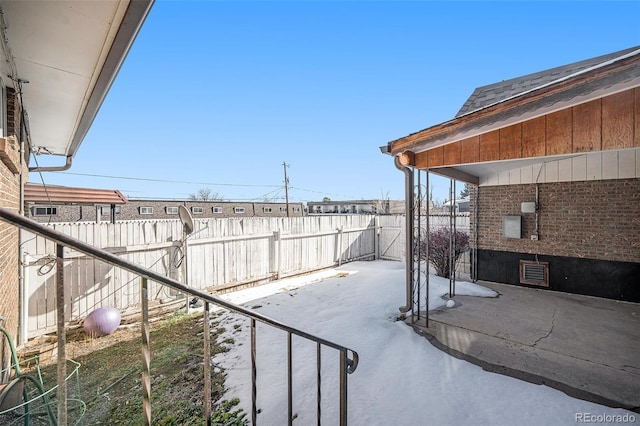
395 156 413 313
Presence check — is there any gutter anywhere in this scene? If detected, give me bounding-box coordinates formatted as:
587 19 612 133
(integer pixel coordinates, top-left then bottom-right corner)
28 155 72 172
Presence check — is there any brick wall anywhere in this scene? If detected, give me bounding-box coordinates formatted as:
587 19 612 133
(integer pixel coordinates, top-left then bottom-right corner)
0 87 22 340
470 178 640 263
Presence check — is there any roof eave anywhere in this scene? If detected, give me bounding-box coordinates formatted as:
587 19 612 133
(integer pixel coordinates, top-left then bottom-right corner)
67 0 154 158
389 55 640 157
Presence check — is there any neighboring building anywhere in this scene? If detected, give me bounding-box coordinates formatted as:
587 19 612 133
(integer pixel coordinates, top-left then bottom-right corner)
307 199 405 215
0 1 152 343
24 185 305 222
24 183 128 223
441 198 470 213
384 46 640 302
120 200 304 220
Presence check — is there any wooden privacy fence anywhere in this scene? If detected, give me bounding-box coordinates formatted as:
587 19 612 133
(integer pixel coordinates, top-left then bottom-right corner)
21 213 470 337
22 215 378 337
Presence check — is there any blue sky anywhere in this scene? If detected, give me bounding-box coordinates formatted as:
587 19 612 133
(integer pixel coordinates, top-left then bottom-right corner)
36 1 639 204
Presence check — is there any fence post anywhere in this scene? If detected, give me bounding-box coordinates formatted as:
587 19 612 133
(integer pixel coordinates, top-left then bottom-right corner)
337 227 344 266
374 216 380 260
273 230 281 280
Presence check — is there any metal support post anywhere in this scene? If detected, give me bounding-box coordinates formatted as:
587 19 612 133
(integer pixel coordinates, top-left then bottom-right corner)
141 277 151 425
204 301 211 425
55 244 68 426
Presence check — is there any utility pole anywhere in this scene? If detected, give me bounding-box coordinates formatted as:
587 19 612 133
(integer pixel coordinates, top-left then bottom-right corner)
282 161 290 217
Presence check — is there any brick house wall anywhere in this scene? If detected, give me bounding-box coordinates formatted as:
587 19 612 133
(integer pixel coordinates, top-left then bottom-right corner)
0 87 23 340
469 179 640 301
471 179 640 262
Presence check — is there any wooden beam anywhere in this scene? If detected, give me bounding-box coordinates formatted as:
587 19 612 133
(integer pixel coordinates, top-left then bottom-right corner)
429 167 479 185
427 146 444 167
398 151 415 167
415 151 428 169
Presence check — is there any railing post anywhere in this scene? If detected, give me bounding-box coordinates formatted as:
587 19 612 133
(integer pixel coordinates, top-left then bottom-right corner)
55 243 67 426
141 277 151 425
203 301 211 425
287 332 293 426
316 342 321 426
339 350 348 426
251 319 257 426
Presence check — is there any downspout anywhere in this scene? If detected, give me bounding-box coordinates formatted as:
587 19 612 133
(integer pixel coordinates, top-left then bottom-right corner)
394 156 413 313
18 122 27 344
28 155 73 172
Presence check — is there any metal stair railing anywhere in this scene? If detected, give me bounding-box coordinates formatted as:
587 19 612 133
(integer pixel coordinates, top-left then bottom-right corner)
0 207 359 426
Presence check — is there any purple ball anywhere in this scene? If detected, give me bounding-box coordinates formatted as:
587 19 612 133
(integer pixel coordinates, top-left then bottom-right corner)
83 306 121 337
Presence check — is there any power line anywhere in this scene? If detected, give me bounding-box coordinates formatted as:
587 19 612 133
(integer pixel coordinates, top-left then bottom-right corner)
50 171 361 200
52 171 281 188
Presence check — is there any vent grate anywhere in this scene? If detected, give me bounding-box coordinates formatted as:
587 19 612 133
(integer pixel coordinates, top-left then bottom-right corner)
520 260 549 287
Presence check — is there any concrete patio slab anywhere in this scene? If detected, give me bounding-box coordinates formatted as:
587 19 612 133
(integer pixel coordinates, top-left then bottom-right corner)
408 281 640 412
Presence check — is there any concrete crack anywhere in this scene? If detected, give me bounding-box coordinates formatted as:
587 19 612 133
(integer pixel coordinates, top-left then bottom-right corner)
533 307 557 347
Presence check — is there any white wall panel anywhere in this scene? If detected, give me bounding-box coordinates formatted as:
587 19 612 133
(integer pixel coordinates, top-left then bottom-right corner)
545 161 559 182
558 158 573 182
586 152 603 180
478 148 639 187
572 155 587 181
619 149 636 178
602 151 619 179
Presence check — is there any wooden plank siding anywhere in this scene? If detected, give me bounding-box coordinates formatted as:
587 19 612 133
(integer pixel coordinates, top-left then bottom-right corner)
633 88 640 147
409 87 640 169
479 130 500 162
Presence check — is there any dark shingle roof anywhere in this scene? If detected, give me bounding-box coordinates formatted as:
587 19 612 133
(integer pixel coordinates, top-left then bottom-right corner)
456 45 640 117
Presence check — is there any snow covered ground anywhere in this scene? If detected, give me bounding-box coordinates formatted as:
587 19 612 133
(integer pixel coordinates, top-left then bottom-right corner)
212 260 639 425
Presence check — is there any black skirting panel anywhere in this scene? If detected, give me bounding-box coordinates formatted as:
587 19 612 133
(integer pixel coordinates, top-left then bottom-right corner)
475 249 640 302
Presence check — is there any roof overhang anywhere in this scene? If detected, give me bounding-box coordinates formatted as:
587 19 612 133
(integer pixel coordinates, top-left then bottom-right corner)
387 53 640 157
385 50 640 186
0 0 153 159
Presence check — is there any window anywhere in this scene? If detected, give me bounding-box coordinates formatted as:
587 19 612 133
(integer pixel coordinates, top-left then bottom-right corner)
140 207 154 215
33 207 57 216
279 207 287 213
101 205 121 215
166 206 179 214
293 207 301 212
212 207 223 214
263 207 273 213
234 207 245 214
191 206 204 214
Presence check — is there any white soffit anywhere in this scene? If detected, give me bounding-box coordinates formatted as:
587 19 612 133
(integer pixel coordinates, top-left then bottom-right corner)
1 0 135 157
